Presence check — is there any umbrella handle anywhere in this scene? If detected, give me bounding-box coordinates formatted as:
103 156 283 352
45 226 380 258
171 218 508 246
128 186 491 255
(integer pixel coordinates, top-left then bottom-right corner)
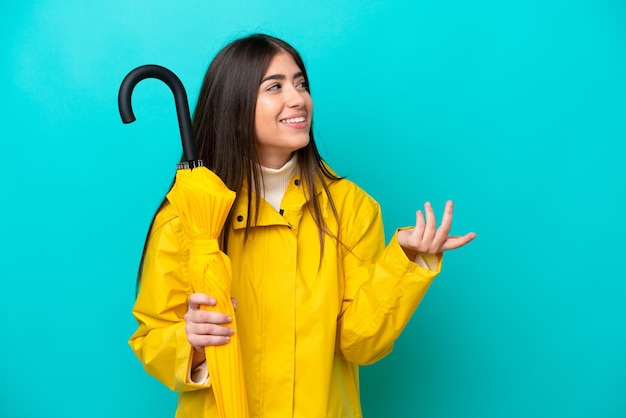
118 64 197 162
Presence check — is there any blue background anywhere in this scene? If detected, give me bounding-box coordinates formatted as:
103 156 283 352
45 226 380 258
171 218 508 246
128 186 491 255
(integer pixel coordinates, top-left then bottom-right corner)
1 1 625 417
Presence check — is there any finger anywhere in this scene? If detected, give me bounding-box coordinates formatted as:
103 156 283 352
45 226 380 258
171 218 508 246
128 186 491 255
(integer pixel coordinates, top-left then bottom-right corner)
189 309 233 325
439 200 453 233
189 293 216 310
422 202 437 244
189 322 235 337
186 322 235 349
431 200 453 251
184 307 232 329
441 233 477 251
189 333 232 348
413 209 425 241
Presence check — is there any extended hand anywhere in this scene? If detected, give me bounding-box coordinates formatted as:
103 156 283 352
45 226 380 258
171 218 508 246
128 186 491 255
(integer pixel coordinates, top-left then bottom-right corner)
397 200 475 260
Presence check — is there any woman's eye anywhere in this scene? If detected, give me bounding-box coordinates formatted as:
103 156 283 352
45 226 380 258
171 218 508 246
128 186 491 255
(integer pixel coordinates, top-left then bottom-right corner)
297 81 309 90
267 83 281 91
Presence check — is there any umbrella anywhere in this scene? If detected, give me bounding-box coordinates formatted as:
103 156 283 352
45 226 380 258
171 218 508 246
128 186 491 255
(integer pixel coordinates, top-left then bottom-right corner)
119 65 249 418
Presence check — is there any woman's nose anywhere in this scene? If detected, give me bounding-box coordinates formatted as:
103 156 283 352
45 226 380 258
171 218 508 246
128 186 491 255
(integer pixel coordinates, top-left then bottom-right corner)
285 85 306 107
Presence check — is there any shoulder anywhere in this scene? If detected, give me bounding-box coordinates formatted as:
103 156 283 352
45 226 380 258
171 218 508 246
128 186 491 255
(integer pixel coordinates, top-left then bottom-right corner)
321 172 385 251
323 172 382 240
151 202 183 237
326 175 380 214
143 202 190 266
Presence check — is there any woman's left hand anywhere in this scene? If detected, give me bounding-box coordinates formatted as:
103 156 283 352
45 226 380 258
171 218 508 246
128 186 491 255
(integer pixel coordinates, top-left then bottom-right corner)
397 200 475 261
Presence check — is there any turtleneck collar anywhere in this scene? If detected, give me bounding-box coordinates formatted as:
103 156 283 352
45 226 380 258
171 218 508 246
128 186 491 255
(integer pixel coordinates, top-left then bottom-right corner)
259 154 298 212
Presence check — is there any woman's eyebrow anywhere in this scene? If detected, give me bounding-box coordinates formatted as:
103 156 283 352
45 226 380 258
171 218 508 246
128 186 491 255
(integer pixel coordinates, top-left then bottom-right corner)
260 71 304 84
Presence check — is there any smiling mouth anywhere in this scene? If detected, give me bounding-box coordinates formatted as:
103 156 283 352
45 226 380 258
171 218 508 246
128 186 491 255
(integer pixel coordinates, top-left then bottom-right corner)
280 116 306 124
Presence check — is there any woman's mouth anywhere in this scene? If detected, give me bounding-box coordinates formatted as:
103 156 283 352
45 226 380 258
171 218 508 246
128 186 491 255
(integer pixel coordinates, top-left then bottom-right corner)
280 116 306 124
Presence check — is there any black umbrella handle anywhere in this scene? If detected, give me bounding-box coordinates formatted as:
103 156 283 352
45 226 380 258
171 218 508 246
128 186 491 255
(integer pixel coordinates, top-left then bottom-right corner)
118 64 197 162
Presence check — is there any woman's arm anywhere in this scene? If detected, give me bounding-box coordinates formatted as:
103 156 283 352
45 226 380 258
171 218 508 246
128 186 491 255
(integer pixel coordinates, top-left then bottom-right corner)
336 198 474 365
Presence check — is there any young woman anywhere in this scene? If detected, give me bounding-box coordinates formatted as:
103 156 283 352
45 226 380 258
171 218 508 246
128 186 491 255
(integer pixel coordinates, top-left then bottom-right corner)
130 33 475 418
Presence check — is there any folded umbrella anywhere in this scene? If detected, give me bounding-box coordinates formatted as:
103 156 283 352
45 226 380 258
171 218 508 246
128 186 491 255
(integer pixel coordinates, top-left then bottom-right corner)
119 65 249 418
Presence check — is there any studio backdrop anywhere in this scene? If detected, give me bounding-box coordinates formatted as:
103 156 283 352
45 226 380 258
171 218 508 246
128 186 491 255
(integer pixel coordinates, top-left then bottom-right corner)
1 1 625 417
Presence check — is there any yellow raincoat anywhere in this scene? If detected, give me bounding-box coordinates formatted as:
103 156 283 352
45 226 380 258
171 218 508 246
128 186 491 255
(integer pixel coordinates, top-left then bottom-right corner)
130 172 441 418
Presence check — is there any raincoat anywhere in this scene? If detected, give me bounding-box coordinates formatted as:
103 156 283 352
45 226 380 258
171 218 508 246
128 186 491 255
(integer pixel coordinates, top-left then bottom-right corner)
130 172 442 418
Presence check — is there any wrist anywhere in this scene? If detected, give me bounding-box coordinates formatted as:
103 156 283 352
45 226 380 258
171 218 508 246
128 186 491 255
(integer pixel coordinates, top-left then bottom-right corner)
191 347 206 369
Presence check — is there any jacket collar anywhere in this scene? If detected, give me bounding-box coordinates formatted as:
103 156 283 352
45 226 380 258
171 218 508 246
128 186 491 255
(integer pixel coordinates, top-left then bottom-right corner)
231 172 329 230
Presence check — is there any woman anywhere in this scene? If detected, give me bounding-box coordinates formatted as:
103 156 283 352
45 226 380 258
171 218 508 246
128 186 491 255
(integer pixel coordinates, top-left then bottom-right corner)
130 33 475 418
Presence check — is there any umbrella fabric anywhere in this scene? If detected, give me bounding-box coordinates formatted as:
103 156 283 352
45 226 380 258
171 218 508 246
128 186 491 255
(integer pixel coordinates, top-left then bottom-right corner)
166 166 249 418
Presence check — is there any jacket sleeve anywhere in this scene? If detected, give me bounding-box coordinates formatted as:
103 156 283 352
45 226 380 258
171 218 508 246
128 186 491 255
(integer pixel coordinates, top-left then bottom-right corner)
128 207 211 392
336 196 442 366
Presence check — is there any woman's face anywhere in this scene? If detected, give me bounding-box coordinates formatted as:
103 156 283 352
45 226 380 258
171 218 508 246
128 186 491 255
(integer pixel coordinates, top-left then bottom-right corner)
254 51 313 169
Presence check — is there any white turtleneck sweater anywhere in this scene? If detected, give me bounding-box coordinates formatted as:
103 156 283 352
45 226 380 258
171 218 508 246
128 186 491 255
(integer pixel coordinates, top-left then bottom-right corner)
258 155 298 212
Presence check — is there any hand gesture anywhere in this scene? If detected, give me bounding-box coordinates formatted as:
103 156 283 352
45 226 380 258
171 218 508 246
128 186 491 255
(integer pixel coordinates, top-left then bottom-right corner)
397 200 475 261
184 293 235 351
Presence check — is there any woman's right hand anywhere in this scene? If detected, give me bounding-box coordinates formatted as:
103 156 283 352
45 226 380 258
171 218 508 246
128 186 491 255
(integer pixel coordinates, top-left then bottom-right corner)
184 293 235 352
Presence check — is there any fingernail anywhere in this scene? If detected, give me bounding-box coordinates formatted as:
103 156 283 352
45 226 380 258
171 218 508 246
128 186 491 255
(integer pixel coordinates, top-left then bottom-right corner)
229 328 235 335
226 316 232 322
209 298 216 305
225 336 231 342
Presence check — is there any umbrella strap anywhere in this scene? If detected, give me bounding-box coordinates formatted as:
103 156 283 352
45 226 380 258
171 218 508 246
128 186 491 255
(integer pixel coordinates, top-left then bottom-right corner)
189 239 220 254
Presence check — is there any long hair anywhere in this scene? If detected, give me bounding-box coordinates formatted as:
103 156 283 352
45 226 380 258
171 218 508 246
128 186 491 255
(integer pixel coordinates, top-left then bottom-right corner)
136 34 341 291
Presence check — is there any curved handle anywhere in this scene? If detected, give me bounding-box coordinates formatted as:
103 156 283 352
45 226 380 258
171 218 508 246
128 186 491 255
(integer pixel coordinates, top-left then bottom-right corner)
118 64 196 162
